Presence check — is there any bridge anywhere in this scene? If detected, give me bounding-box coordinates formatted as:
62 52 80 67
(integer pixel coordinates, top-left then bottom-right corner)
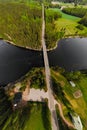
42 4 59 130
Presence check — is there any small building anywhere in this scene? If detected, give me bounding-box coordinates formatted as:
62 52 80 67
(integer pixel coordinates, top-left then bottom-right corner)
70 114 83 130
70 81 76 87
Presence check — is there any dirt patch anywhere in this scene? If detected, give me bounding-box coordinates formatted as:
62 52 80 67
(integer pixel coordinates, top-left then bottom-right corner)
73 90 82 99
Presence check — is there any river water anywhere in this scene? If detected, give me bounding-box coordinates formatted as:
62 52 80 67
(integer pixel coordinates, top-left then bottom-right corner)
0 38 87 86
0 40 43 86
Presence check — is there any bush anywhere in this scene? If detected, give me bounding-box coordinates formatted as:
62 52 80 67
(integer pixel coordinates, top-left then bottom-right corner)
79 13 87 27
76 24 84 30
46 9 62 23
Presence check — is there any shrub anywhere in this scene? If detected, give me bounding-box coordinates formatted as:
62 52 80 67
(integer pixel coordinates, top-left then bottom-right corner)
76 24 84 30
79 13 87 27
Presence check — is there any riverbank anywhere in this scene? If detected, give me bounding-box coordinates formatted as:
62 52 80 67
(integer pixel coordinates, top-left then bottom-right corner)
4 39 59 52
4 39 42 51
4 35 86 53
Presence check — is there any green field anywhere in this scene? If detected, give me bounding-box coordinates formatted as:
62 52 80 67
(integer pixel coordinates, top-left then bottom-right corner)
24 103 45 130
51 68 87 130
51 8 80 21
50 8 87 37
1 102 51 130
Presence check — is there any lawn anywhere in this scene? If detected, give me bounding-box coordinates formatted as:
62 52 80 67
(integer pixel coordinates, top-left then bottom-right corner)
24 103 45 130
2 102 51 130
50 8 87 37
51 8 80 21
51 69 87 130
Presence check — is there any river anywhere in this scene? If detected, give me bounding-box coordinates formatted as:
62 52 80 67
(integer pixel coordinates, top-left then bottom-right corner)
0 38 87 86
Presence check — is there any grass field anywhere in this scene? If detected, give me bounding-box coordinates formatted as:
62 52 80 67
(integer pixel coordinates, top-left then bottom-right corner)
50 8 87 37
51 8 80 21
2 102 51 130
24 103 45 130
51 69 87 130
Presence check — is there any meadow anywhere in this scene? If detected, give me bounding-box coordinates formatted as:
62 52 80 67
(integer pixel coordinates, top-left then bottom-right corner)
51 67 87 130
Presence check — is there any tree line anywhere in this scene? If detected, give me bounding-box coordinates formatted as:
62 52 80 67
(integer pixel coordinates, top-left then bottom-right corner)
62 7 87 18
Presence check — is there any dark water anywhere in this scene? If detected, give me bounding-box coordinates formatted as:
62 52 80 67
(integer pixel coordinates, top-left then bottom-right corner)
0 40 43 86
0 38 87 86
48 38 87 71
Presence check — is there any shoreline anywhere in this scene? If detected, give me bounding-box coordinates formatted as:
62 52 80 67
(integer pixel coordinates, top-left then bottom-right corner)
4 39 58 52
2 35 85 52
4 40 42 52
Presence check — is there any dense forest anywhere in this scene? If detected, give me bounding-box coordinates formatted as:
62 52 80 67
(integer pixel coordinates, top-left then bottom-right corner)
0 2 42 49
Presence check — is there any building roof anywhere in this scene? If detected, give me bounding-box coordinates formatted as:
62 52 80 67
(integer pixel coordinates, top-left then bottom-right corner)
70 81 76 87
72 115 83 130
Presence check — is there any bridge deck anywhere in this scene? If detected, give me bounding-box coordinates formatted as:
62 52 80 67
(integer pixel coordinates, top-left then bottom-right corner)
42 4 59 130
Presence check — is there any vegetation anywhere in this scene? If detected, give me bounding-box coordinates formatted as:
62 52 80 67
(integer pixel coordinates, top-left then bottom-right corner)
24 102 51 130
76 24 84 30
51 71 72 110
14 68 47 91
51 67 87 130
79 13 87 27
0 2 42 49
50 8 87 37
62 7 87 18
56 106 75 130
1 101 51 130
42 102 52 130
45 9 62 49
0 88 12 130
29 68 46 91
63 71 81 81
29 68 46 90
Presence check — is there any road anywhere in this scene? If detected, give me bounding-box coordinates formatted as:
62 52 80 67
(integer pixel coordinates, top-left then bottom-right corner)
42 4 59 130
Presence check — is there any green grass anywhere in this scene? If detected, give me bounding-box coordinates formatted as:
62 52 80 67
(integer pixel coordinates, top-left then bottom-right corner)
78 76 87 103
24 103 45 130
51 8 80 21
2 102 51 130
50 8 87 37
51 69 87 130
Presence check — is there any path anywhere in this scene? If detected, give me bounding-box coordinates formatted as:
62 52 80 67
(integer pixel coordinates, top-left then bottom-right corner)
57 102 75 129
42 4 59 130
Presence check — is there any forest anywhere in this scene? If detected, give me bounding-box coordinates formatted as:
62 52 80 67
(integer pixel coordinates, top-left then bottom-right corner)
0 2 42 49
